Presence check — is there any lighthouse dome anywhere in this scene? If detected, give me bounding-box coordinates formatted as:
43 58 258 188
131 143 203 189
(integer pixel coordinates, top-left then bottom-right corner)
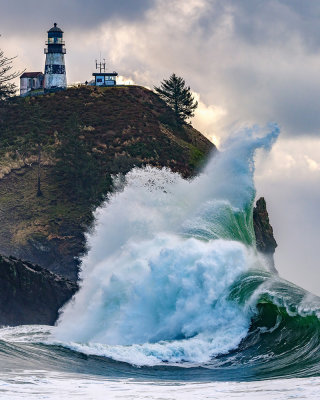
48 23 63 33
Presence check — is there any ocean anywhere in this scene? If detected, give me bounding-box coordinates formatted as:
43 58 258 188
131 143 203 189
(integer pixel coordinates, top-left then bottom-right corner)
1 124 319 399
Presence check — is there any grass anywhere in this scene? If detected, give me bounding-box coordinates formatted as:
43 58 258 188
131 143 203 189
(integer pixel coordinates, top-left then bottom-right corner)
0 85 215 278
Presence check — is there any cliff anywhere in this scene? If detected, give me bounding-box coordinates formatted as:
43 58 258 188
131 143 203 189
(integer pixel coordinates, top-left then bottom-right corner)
0 254 77 326
0 86 278 326
0 85 215 280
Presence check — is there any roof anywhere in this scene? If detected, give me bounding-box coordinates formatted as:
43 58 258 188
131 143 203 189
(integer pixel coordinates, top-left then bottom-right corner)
92 72 118 77
20 72 44 79
48 23 63 33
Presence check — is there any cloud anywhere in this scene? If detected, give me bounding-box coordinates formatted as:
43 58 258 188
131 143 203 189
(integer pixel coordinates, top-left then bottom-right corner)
226 0 320 52
304 155 320 172
192 92 227 147
71 0 320 138
0 0 154 35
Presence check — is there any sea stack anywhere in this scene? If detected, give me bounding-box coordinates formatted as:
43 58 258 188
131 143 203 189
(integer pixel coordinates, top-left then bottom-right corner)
44 23 67 91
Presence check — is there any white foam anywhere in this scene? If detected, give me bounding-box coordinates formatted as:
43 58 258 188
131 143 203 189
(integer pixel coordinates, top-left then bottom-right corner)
54 126 279 365
0 370 319 400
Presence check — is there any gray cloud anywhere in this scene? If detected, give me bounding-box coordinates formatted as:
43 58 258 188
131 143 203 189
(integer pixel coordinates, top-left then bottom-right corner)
199 0 320 52
0 0 154 34
94 0 320 137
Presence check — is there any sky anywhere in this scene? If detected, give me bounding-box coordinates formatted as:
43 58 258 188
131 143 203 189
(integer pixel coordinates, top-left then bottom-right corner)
1 0 320 295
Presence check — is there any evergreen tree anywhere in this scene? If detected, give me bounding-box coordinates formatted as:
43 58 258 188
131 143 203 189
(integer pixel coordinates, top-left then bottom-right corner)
0 37 22 101
154 73 198 124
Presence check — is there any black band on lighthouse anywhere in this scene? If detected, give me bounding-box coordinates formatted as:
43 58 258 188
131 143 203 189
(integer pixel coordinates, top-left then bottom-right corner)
45 65 66 75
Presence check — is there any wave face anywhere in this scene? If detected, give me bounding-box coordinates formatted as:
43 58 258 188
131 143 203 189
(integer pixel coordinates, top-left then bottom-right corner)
52 126 278 363
29 123 315 380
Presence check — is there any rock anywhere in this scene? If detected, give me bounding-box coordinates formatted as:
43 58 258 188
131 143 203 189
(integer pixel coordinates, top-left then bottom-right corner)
0 254 78 326
253 197 278 270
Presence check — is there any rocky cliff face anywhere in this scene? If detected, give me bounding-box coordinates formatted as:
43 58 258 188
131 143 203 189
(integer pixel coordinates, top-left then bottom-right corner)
0 254 78 326
253 197 277 270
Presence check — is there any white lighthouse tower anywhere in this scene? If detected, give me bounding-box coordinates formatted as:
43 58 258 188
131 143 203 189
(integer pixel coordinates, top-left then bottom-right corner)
44 23 67 91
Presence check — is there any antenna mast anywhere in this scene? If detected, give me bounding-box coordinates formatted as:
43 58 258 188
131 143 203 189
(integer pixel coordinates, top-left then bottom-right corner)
95 58 106 73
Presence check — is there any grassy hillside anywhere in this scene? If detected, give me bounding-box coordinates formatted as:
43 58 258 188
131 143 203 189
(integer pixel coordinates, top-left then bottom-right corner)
0 85 215 279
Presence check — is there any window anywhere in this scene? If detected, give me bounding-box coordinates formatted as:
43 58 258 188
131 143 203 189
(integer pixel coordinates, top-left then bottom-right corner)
48 37 62 44
97 78 103 82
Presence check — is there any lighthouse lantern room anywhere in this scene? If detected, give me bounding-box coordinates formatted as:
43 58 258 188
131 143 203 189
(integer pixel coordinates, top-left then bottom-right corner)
44 23 67 91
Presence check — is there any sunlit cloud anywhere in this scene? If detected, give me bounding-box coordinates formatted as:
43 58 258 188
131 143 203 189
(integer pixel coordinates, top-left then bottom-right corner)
192 92 227 147
304 155 320 172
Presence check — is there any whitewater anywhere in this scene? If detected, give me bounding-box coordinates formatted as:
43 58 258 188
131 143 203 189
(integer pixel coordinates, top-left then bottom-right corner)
1 125 320 399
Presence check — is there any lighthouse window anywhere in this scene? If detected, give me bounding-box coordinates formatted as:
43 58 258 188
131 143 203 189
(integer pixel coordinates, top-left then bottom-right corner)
47 37 62 44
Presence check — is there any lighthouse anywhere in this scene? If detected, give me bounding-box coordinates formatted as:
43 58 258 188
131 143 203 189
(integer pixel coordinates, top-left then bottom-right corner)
44 23 67 91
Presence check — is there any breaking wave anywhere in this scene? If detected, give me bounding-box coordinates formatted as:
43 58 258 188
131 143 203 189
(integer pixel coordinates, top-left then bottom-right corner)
53 125 283 365
2 124 320 382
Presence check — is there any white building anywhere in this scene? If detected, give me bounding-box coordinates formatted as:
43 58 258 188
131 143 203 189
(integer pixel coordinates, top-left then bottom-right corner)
20 72 44 96
92 60 118 86
92 72 118 86
44 23 67 91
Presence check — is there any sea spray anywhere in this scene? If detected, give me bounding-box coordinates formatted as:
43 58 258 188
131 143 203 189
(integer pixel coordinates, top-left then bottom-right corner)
2 124 320 380
54 125 280 365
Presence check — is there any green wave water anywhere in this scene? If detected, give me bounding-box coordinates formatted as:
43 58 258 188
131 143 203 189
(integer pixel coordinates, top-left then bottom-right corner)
1 277 320 382
1 125 320 388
